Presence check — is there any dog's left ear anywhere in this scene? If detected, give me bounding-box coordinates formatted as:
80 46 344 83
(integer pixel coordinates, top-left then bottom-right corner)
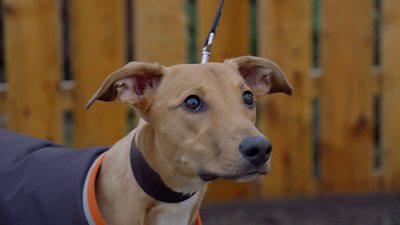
85 62 166 112
224 56 293 97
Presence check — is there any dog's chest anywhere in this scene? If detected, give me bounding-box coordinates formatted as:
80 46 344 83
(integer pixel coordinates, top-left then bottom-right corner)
151 194 198 225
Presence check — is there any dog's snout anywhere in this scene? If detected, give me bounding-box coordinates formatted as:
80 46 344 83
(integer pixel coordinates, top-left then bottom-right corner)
239 136 272 166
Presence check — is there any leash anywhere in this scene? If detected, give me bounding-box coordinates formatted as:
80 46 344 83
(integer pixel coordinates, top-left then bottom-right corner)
129 1 225 224
197 1 225 224
201 0 225 64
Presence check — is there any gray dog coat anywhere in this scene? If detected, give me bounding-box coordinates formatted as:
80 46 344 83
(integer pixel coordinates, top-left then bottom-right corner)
0 129 108 225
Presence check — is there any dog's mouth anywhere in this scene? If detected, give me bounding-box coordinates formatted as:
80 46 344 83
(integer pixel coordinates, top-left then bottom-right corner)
199 164 269 182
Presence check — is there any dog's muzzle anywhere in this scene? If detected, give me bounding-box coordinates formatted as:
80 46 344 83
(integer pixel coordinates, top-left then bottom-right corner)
198 136 272 182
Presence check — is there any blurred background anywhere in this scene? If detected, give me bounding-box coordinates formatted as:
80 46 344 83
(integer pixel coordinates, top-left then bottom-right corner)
0 0 399 224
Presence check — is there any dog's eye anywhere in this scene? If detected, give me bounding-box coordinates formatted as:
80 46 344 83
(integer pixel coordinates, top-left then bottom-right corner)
243 91 255 108
183 95 205 112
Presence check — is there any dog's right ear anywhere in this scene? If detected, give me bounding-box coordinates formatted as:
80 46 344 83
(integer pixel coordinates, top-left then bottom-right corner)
224 56 293 97
85 62 166 112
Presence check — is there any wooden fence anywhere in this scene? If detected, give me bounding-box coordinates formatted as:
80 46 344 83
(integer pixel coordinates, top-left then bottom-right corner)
0 0 399 202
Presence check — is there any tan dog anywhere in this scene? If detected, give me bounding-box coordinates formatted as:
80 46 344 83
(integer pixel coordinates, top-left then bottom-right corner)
85 56 292 225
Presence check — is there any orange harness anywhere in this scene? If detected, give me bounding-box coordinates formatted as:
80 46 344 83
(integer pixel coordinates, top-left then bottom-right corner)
84 153 203 225
195 211 203 225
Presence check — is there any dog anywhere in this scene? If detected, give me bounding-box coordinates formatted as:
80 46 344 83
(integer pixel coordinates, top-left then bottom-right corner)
0 56 292 225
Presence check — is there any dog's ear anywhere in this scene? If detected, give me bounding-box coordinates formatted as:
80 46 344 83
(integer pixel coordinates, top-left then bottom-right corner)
224 56 293 97
85 62 166 111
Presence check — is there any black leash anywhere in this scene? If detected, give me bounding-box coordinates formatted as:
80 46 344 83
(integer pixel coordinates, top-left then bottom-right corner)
201 0 225 64
130 1 226 204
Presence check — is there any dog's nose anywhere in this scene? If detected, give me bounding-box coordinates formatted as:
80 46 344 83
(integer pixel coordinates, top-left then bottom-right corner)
239 136 272 166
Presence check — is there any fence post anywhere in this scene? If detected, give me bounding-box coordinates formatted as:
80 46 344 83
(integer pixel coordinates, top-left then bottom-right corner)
320 0 375 193
68 0 126 147
3 0 62 142
382 0 400 192
258 0 315 197
134 0 187 65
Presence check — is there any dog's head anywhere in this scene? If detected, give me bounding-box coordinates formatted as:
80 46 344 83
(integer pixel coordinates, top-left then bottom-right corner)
86 56 292 189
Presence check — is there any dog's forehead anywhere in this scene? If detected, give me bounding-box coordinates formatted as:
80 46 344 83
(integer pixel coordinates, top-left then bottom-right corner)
151 62 248 112
165 63 242 84
152 63 246 103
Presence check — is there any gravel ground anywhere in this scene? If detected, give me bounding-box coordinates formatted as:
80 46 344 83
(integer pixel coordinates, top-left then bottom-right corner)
201 194 400 225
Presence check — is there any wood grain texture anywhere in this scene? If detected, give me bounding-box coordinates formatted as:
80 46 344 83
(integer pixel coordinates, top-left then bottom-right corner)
320 0 375 193
382 0 400 192
134 0 187 66
0 86 7 113
68 0 126 147
258 0 315 197
3 0 62 142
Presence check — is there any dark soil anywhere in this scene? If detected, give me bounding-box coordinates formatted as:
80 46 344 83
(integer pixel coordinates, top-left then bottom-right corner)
201 194 400 225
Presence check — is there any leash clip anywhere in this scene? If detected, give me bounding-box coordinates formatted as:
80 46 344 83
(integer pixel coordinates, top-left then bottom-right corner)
201 32 215 64
200 0 225 64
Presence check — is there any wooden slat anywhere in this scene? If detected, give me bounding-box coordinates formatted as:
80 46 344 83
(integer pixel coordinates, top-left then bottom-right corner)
0 84 8 129
0 82 75 115
68 0 126 147
320 0 375 193
382 0 400 192
0 84 7 113
311 68 381 99
134 0 187 65
258 0 315 197
197 0 253 202
3 0 62 142
311 73 323 99
371 67 383 96
197 0 250 62
59 81 75 112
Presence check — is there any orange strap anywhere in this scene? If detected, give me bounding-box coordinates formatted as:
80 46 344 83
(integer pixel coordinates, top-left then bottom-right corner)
195 211 202 225
86 153 108 225
86 153 203 225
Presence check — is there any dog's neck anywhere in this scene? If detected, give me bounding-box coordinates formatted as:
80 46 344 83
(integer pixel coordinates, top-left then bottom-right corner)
130 139 196 203
95 120 206 225
134 120 206 194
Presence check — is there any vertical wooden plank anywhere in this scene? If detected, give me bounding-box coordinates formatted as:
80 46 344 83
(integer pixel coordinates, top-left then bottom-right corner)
197 0 252 202
382 0 400 192
197 0 249 62
0 89 6 113
258 0 315 197
69 0 126 147
3 0 62 142
134 0 187 65
320 0 375 193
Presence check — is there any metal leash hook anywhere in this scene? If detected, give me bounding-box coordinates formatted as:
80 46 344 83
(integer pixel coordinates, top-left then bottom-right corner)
201 0 225 64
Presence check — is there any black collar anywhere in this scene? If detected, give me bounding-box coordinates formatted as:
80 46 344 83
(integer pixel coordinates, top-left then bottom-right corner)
130 138 196 203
